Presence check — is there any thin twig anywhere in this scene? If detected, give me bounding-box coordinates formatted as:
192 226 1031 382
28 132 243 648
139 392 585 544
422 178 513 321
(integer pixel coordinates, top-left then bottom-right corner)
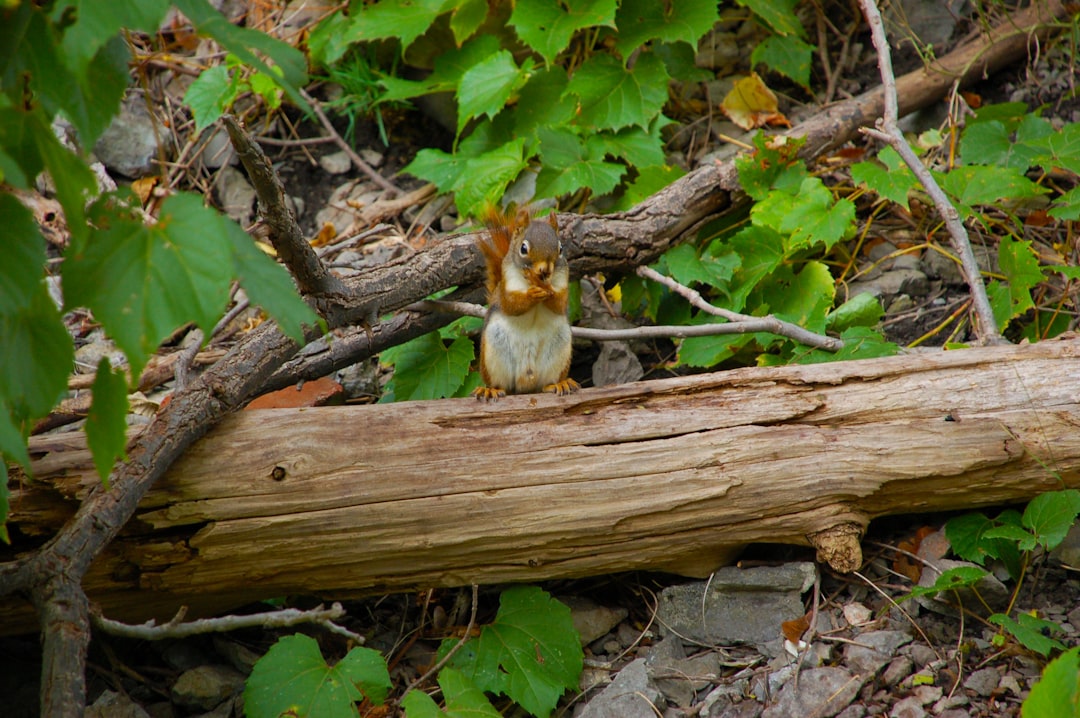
298 88 400 195
92 602 364 644
855 0 1004 345
399 584 479 700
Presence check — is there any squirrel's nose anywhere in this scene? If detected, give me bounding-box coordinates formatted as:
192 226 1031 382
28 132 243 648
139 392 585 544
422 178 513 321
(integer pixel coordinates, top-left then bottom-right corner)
535 261 553 281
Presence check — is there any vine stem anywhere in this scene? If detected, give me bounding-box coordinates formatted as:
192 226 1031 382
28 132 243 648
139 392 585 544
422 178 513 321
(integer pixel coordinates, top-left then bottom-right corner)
854 0 1004 345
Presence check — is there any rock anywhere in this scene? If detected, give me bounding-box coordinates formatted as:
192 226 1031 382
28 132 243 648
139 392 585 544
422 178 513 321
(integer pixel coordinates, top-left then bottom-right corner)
920 249 965 285
907 643 938 669
843 630 913 676
1050 520 1080 568
647 638 721 707
846 268 929 300
359 148 384 168
197 126 236 169
94 95 161 178
915 558 1010 615
656 563 816 646
592 341 644 387
213 635 261 673
835 705 867 718
579 658 662 718
842 602 874 627
912 683 942 704
888 695 926 718
319 150 352 175
74 333 127 374
962 666 1000 697
881 656 914 687
214 165 257 227
559 595 628 646
86 690 152 718
160 640 211 672
761 667 862 718
171 664 245 711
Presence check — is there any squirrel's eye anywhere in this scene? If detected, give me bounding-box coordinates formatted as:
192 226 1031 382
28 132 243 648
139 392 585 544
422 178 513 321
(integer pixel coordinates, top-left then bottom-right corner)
519 239 530 256
557 240 562 253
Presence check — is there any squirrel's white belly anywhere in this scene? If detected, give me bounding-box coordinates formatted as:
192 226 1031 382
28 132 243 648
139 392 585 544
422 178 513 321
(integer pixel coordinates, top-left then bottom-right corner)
483 305 571 393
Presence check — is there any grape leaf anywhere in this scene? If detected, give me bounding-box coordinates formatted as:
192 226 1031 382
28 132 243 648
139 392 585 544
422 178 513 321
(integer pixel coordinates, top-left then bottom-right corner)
565 52 669 131
997 234 1044 318
613 0 719 57
381 332 474 402
450 586 582 718
86 357 129 486
456 51 533 135
0 285 73 420
244 635 391 718
60 0 171 73
184 65 237 133
990 613 1066 657
1022 646 1079 717
851 146 917 209
511 0 617 66
826 293 883 332
449 0 489 46
738 0 804 36
1022 490 1080 551
751 34 814 88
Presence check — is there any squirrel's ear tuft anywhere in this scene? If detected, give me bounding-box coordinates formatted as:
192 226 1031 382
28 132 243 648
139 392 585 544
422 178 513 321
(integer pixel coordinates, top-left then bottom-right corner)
547 212 559 232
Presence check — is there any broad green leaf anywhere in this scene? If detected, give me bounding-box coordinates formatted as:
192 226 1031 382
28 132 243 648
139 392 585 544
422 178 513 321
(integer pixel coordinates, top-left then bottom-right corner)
403 147 468 193
381 35 503 103
565 52 669 131
511 0 617 65
662 243 739 287
725 225 785 311
591 125 667 168
827 292 883 332
224 222 319 346
945 512 996 564
940 165 1048 208
452 138 531 218
184 65 236 134
64 193 235 379
959 121 1013 167
0 105 40 188
0 286 72 419
756 261 833 332
998 235 1044 318
1023 122 1080 175
677 331 749 368
535 158 625 199
987 280 1014 331
172 0 307 104
326 0 453 53
753 177 854 251
982 524 1038 552
1050 186 1080 220
456 51 532 135
513 65 575 135
438 668 503 717
851 146 917 209
792 326 897 364
613 0 719 57
449 0 489 46
990 613 1066 657
86 357 128 487
653 40 712 83
244 635 391 718
738 0 804 37
905 566 988 600
1022 646 1080 718
968 102 1029 129
734 132 807 200
305 10 352 67
610 163 685 211
450 586 582 718
751 34 814 88
60 0 170 73
402 689 446 717
1023 490 1080 551
381 332 473 402
0 193 47 314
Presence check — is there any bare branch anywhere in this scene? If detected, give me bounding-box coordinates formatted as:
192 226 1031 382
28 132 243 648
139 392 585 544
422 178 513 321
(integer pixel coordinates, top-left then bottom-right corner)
854 0 1004 345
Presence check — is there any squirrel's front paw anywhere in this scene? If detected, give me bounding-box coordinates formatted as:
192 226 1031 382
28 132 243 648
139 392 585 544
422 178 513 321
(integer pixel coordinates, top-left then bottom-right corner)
526 285 553 300
473 386 507 402
544 378 581 396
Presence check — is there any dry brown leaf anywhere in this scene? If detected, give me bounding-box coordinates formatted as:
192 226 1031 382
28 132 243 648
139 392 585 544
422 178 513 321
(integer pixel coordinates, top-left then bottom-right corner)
720 73 791 130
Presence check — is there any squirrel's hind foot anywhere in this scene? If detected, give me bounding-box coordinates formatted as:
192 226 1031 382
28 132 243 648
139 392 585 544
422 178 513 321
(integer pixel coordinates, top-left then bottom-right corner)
544 378 581 396
473 386 507 402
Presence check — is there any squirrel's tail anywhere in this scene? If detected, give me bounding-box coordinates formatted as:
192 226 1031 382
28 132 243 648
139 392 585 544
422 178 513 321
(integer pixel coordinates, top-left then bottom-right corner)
478 204 530 300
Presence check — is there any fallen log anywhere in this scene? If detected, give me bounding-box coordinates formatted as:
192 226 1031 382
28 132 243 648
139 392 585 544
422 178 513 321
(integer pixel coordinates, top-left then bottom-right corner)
5 338 1080 635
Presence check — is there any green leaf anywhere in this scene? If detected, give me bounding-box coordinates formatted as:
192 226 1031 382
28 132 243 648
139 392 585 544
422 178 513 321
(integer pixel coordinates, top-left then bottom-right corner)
0 193 47 314
184 65 237 134
753 177 854 251
224 220 319 346
64 193 235 379
851 146 917 209
452 138 531 218
381 35 503 103
827 293 883 332
450 586 582 718
945 512 997 564
662 243 739 287
1050 186 1080 221
998 235 1044 318
510 0 618 66
792 326 897 364
403 147 468 193
456 51 532 135
613 0 719 57
1023 490 1080 551
591 125 667 168
564 52 669 131
449 0 489 46
0 284 73 419
244 635 391 717
610 163 685 210
751 34 814 88
725 225 785 311
534 128 625 198
990 613 1066 657
438 668 503 716
381 332 473 402
172 0 307 103
939 165 1048 209
513 65 576 135
734 132 807 200
677 331 749 368
60 0 170 74
328 0 453 53
86 357 128 487
757 261 834 332
738 0 804 37
402 689 446 717
905 566 989 600
1022 646 1080 718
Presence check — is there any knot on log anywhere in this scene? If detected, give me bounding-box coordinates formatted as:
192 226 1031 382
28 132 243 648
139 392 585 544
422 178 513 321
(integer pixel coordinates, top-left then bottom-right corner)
809 522 865 573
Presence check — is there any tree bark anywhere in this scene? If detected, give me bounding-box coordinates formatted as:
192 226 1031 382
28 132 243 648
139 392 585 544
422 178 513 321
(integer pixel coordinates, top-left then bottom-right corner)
6 338 1079 636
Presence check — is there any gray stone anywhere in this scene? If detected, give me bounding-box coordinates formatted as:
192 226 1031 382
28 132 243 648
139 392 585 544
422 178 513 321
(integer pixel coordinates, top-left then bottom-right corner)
1050 520 1080 568
835 705 867 718
889 696 926 718
912 683 942 704
846 268 929 300
161 640 210 671
843 630 913 676
171 664 245 711
592 341 644 386
94 96 161 178
657 564 816 646
74 334 126 374
881 656 913 687
197 126 236 169
907 643 938 669
761 667 862 718
86 690 152 718
560 595 629 646
647 639 721 707
962 666 1000 697
920 249 965 285
319 150 352 175
215 165 257 227
915 558 1010 615
579 658 662 718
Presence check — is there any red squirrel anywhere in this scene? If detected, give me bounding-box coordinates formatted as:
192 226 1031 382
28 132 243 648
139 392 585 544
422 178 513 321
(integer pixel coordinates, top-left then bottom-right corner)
473 207 580 401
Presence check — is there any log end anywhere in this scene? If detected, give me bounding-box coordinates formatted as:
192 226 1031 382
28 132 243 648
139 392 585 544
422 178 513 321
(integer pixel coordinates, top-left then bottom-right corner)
808 522 865 573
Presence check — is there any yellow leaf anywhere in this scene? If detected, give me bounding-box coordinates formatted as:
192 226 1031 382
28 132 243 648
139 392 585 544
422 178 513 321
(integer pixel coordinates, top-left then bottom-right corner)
720 73 791 130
